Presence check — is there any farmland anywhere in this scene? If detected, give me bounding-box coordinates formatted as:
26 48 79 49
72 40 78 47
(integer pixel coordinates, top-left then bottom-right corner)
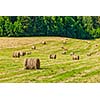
0 37 100 83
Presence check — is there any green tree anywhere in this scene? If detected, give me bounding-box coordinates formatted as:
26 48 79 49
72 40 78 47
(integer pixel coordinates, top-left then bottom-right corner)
0 16 5 36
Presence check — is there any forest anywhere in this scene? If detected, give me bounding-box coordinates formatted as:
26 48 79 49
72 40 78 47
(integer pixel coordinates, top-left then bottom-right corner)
0 16 100 39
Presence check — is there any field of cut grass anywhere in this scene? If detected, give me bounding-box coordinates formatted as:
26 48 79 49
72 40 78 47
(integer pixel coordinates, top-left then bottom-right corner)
0 37 100 83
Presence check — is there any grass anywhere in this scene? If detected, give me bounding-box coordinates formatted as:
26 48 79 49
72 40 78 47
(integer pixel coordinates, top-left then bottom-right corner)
0 37 100 83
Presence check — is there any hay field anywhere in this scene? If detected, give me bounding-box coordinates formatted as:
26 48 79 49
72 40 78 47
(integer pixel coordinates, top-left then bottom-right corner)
0 37 100 83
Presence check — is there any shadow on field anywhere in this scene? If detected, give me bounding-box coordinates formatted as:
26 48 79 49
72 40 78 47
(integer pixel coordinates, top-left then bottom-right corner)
39 68 50 70
24 68 49 70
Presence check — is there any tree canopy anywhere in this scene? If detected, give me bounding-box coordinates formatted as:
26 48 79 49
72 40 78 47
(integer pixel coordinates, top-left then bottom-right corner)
0 16 100 39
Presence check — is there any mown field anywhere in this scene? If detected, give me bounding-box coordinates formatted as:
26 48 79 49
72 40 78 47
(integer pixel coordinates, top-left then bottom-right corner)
0 37 100 83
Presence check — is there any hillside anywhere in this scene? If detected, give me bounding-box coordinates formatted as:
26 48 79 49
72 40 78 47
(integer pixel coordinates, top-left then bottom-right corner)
0 37 100 83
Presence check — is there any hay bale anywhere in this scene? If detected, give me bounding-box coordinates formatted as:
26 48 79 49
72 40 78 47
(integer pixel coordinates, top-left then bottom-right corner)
61 46 64 49
86 41 90 44
72 55 79 60
61 46 68 51
32 46 36 50
62 51 66 55
41 41 46 44
70 52 74 56
66 38 69 40
63 40 66 44
24 58 40 70
95 44 98 47
19 51 26 56
13 51 20 58
87 53 91 56
49 54 56 59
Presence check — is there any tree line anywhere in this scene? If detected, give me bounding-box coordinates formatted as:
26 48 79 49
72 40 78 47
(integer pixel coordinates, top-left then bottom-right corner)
0 16 100 39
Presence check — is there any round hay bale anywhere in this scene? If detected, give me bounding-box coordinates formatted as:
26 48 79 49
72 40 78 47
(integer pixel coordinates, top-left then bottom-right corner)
24 58 40 70
66 38 69 40
70 52 74 56
86 41 90 44
72 55 79 60
19 51 26 56
41 41 46 44
62 51 66 55
49 54 56 59
63 40 66 44
61 46 64 49
87 53 91 56
95 44 98 47
13 51 20 58
61 46 68 51
32 46 36 50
